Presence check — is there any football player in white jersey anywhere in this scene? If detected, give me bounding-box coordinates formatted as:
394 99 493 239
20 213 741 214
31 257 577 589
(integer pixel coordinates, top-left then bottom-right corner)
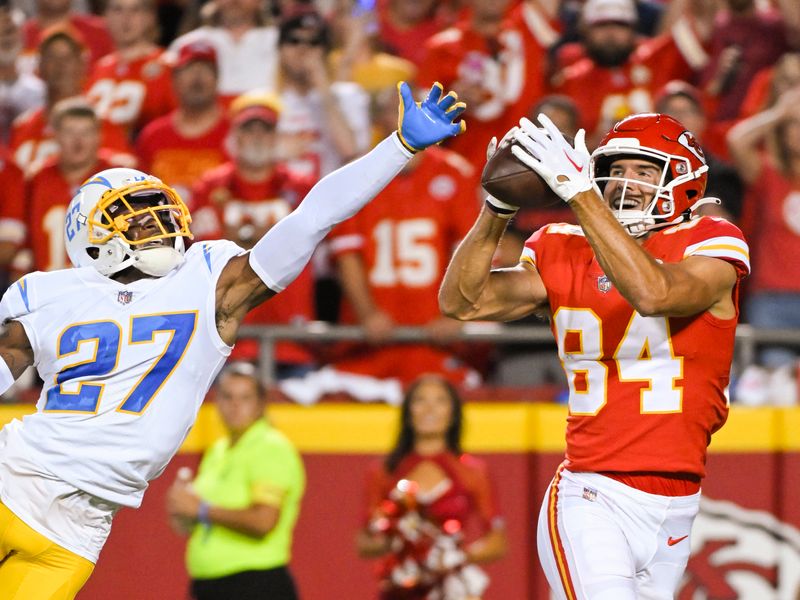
0 82 466 600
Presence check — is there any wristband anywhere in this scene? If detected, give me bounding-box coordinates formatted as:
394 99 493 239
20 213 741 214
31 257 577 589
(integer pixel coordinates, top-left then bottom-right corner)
485 195 518 219
198 501 211 527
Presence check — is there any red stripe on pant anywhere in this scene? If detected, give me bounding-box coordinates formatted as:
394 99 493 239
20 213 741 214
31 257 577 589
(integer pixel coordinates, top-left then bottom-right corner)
547 464 578 600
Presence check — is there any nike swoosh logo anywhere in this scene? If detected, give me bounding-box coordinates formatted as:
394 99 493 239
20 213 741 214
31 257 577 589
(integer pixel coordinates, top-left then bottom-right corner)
563 149 584 172
667 535 689 546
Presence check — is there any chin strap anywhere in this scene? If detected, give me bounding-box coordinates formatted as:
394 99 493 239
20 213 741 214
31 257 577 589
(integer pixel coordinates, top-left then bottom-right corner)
623 197 723 237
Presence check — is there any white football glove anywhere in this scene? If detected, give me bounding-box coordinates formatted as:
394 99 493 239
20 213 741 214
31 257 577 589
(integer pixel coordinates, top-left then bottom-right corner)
510 114 596 203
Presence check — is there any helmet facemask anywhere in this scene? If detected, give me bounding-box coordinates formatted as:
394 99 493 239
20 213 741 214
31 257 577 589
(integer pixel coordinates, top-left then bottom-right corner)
592 146 708 238
87 181 193 276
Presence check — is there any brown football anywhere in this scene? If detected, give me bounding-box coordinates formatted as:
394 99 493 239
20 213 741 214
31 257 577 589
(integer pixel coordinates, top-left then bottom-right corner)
481 131 572 209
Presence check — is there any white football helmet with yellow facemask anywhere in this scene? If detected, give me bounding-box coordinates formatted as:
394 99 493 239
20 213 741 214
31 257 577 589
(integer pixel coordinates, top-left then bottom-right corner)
65 168 193 277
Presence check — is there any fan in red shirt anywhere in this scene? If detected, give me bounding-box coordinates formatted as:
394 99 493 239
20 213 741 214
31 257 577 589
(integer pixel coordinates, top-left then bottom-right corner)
375 0 450 68
24 99 115 273
135 41 229 209
85 0 175 140
417 0 550 174
552 0 710 146
441 111 749 598
327 86 480 387
10 26 132 175
192 92 315 377
0 158 26 279
20 0 113 69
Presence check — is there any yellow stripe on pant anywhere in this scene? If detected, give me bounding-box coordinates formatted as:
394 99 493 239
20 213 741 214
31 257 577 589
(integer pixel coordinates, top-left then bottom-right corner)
0 501 94 600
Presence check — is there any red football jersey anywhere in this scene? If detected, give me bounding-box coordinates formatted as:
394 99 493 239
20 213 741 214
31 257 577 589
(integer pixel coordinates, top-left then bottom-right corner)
554 33 699 138
135 112 230 209
522 217 750 478
417 19 545 173
191 162 314 365
26 157 113 271
85 49 176 137
10 107 132 174
328 147 479 384
330 147 477 324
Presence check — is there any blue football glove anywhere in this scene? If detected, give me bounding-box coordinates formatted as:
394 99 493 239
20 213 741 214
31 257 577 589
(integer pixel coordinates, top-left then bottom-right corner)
396 81 466 154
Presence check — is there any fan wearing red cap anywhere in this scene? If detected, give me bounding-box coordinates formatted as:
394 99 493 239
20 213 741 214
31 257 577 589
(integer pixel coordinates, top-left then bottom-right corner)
135 39 228 207
191 91 316 373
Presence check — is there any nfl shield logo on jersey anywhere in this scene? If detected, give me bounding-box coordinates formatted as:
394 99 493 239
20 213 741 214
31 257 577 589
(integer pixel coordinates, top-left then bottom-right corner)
117 291 133 305
597 275 612 294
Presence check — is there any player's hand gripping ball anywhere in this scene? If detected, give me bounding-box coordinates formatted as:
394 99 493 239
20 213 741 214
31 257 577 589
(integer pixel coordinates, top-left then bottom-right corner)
481 119 577 208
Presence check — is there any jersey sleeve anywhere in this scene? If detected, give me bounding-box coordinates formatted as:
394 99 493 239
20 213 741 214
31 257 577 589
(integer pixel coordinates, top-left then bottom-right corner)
247 432 305 508
0 274 39 357
682 217 750 278
328 217 365 258
520 225 551 268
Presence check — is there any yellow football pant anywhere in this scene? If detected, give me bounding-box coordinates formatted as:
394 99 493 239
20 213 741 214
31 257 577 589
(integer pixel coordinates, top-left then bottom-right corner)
0 501 94 600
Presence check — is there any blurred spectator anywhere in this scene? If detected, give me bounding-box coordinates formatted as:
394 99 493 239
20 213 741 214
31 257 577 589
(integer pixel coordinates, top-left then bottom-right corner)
727 85 800 372
417 0 549 173
192 92 316 378
135 40 229 206
22 98 116 274
374 0 448 68
0 157 25 283
168 0 279 101
0 5 44 143
655 80 744 222
325 84 480 388
740 51 800 120
699 0 800 122
356 375 507 599
167 362 305 600
10 26 132 175
552 0 711 146
508 0 561 81
20 0 114 69
276 9 369 179
85 0 175 140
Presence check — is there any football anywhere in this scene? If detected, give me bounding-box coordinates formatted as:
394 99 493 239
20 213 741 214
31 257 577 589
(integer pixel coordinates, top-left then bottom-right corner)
481 131 571 209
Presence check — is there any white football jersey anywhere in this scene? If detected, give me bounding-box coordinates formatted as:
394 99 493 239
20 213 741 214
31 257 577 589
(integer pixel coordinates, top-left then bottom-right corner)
0 240 245 507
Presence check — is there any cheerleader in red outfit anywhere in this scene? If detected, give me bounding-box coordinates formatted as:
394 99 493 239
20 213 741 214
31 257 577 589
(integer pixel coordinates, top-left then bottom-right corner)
356 375 507 600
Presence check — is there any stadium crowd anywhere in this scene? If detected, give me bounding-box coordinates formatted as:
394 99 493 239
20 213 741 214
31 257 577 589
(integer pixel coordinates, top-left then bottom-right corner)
0 0 799 404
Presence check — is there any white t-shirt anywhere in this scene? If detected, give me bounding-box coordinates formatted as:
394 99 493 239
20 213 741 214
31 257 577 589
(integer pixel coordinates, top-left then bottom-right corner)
169 26 279 97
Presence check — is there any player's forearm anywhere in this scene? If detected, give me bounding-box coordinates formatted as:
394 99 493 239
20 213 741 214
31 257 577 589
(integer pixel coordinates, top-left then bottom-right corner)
569 191 671 316
439 206 509 320
248 133 412 293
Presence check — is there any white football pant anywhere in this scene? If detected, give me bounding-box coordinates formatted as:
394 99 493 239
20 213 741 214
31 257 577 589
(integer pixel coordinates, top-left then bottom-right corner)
537 466 700 600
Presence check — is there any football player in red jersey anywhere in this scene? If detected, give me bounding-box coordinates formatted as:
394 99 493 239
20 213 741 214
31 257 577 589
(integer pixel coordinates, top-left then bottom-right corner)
440 113 750 599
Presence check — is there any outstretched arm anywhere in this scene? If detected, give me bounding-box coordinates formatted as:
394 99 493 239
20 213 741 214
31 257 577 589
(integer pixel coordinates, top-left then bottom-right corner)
214 82 467 345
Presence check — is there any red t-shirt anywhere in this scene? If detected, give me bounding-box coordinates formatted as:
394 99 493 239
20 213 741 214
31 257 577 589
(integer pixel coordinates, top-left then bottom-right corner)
417 19 545 173
135 111 230 208
522 217 749 478
743 163 800 294
191 161 314 365
85 48 176 138
375 0 447 68
26 156 113 271
10 106 132 174
554 33 697 138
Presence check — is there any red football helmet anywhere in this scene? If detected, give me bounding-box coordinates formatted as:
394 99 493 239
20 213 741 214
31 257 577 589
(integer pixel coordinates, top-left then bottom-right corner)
590 113 709 236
